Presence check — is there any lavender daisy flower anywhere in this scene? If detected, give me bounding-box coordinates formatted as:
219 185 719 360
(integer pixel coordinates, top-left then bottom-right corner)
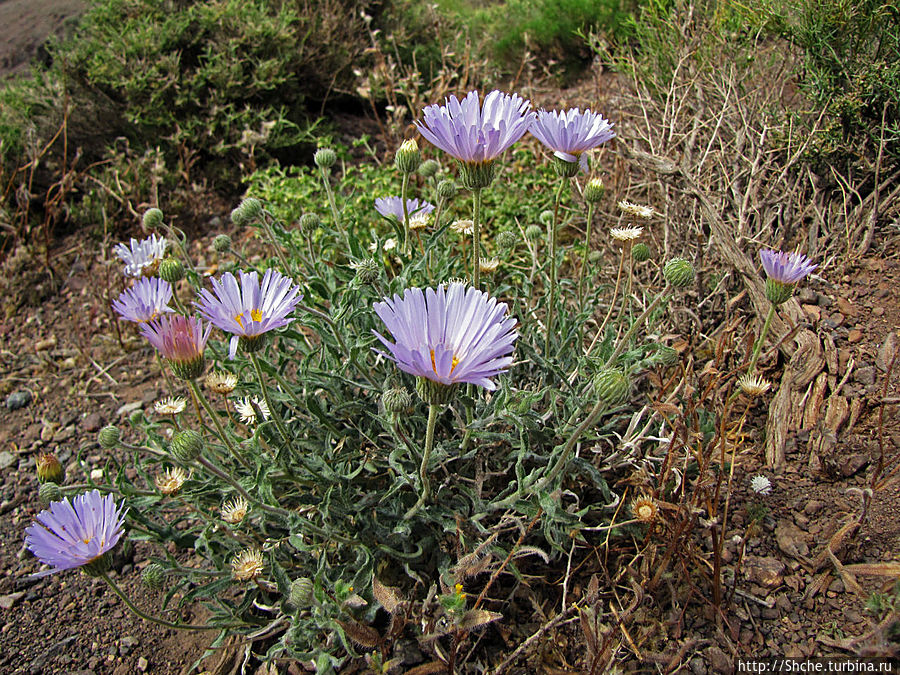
415 90 536 189
112 277 174 323
195 269 302 359
113 234 168 277
759 249 817 305
373 282 518 402
529 108 616 175
24 489 126 577
374 197 436 221
140 314 211 380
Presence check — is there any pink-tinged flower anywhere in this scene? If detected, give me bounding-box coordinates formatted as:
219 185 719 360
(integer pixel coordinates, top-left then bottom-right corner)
113 234 168 277
759 249 817 284
529 108 615 173
24 489 126 577
195 269 302 359
372 282 518 391
140 315 211 379
111 277 174 323
415 90 536 189
374 197 435 221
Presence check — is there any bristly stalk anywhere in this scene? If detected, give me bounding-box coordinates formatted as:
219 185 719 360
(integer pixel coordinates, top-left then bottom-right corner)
748 304 776 373
319 164 348 246
544 180 567 356
586 245 626 357
577 200 596 304
472 188 483 289
400 172 412 255
248 351 292 451
259 211 293 277
187 380 248 468
404 403 439 520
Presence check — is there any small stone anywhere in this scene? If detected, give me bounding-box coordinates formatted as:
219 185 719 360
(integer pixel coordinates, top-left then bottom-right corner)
847 329 863 343
0 592 25 609
840 454 869 477
801 304 821 321
743 556 785 588
0 451 16 470
5 391 32 411
82 412 104 433
804 500 825 516
872 306 885 316
116 401 143 417
119 636 139 656
138 657 149 672
90 469 104 482
855 367 875 385
706 646 731 673
836 298 857 317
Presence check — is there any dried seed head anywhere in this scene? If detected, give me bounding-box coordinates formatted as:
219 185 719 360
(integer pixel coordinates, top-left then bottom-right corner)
610 225 643 242
618 200 655 219
154 396 186 416
35 453 65 484
204 370 237 394
632 494 659 522
231 548 264 582
737 372 772 397
155 466 189 496
221 496 250 524
450 219 474 236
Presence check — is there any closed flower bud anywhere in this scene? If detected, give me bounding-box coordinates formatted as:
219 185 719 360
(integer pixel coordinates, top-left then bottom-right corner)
436 179 457 201
525 224 543 241
98 425 121 449
632 243 651 262
158 257 185 283
289 577 315 607
36 452 65 484
239 198 263 222
300 213 320 235
142 208 164 230
314 147 336 169
496 230 518 252
588 250 604 264
381 387 412 416
594 368 630 406
652 345 679 366
663 258 695 288
583 178 605 203
169 429 203 463
141 562 167 589
350 258 380 284
539 210 554 227
38 481 62 504
395 139 421 174
419 159 440 178
230 206 247 226
213 234 232 253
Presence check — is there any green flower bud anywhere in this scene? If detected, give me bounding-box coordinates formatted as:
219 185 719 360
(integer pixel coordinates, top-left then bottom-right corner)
594 368 630 406
583 178 605 204
300 213 320 235
350 258 380 284
765 278 794 305
525 224 543 241
239 198 263 222
652 345 679 366
437 179 457 201
230 206 248 227
36 452 65 484
158 257 185 283
169 429 203 463
632 243 651 262
395 139 421 174
663 258 695 288
496 230 517 251
98 425 121 449
415 377 458 406
39 481 63 504
381 387 412 416
142 208 164 230
142 563 167 589
419 159 440 178
213 234 232 253
289 577 315 607
539 210 554 227
588 250 604 264
314 148 337 169
129 409 144 426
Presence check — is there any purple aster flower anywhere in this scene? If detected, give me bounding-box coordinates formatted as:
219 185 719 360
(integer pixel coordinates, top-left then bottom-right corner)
24 489 126 577
759 249 817 284
113 234 168 277
415 90 536 189
529 108 616 174
375 197 436 221
111 277 174 323
141 314 211 379
372 282 518 391
195 269 302 359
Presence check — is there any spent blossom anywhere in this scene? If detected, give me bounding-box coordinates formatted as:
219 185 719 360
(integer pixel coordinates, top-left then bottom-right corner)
235 396 270 425
750 475 772 496
618 200 656 219
153 396 186 415
114 235 168 277
140 315 211 380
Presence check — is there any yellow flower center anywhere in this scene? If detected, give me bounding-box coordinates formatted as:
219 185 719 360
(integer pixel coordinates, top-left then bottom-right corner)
234 309 263 329
430 350 460 374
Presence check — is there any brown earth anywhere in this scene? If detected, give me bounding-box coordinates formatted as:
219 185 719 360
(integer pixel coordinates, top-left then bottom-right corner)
0 0 84 76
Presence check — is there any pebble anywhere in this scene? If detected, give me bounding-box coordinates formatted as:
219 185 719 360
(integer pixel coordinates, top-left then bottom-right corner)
116 401 143 417
854 366 875 385
0 592 25 609
5 391 32 411
138 656 149 672
82 412 104 433
0 451 16 470
119 635 139 656
804 500 825 515
847 329 863 343
872 306 885 316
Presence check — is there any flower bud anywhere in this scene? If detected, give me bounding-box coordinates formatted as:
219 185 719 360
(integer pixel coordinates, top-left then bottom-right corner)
539 210 554 227
35 452 65 484
496 230 518 253
169 429 203 463
419 159 440 178
663 258 695 288
594 368 630 406
314 148 336 169
300 213 320 235
213 234 232 253
588 250 604 264
98 425 121 449
230 206 247 226
436 179 457 201
38 481 62 504
395 139 421 174
158 257 185 283
382 387 412 416
350 258 380 284
141 563 167 589
142 208 164 230
239 197 263 222
632 243 651 262
583 178 605 203
290 577 315 607
525 224 543 241
652 345 679 366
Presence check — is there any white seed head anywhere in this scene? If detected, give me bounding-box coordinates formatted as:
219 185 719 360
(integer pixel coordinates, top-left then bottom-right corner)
231 548 264 581
205 371 238 395
632 494 659 522
153 396 186 416
155 466 189 496
450 219 475 235
479 257 500 273
737 373 772 397
409 212 432 231
618 200 656 219
610 226 644 242
750 475 772 496
235 396 270 425
221 496 250 524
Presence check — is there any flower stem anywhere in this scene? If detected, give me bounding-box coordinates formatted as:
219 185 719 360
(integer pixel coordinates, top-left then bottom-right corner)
404 403 439 520
604 290 671 368
187 380 247 468
544 180 566 356
248 351 292 450
98 570 220 631
401 173 411 255
586 246 626 357
748 304 776 373
260 213 292 278
577 202 595 304
472 188 483 289
536 398 609 492
319 165 348 246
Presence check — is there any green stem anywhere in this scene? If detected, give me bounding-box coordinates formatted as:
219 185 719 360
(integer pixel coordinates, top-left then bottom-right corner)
404 403 439 520
472 188 483 289
260 214 292 278
748 304 776 373
604 290 671 368
544 180 567 356
536 397 609 492
187 380 247 468
248 351 292 450
578 202 595 304
193 455 290 519
617 241 635 332
319 166 348 246
400 173 411 255
99 570 221 631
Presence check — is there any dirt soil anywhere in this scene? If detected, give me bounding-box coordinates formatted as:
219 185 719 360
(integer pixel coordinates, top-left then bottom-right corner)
0 0 84 76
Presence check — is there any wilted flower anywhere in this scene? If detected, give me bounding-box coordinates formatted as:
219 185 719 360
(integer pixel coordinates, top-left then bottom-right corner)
759 249 817 305
231 548 264 581
529 107 615 173
610 226 644 242
221 496 249 524
235 396 270 425
737 373 772 397
750 475 772 496
450 219 474 236
415 90 535 189
632 495 659 523
479 257 500 273
114 235 168 277
35 453 65 484
155 466 189 495
618 200 656 219
153 396 186 416
195 269 302 359
112 277 174 323
374 197 435 221
140 315 211 380
204 370 237 395
372 282 518 392
409 212 432 231
24 490 126 577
